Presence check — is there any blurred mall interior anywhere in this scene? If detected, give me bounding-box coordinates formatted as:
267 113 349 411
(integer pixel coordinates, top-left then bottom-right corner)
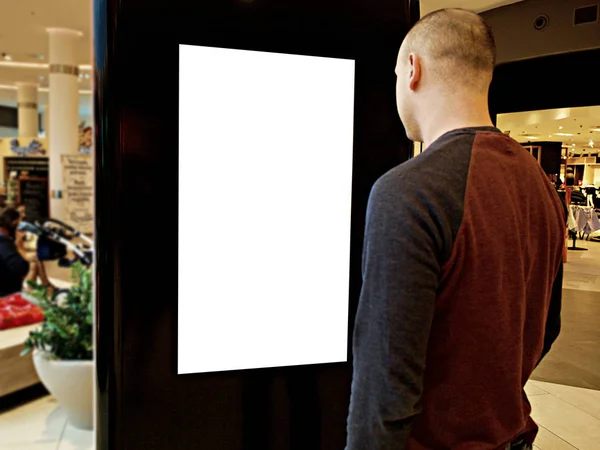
0 0 599 449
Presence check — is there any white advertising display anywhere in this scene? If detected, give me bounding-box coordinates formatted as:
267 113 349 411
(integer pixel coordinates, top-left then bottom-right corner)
178 45 355 374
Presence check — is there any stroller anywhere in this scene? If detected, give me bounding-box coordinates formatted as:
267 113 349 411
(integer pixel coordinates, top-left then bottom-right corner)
18 218 93 268
0 219 94 326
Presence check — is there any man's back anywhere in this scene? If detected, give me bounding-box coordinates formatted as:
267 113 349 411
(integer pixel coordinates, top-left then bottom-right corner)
346 127 565 449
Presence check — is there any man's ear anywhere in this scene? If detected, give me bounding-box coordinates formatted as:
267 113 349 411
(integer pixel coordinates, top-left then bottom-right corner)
408 53 421 91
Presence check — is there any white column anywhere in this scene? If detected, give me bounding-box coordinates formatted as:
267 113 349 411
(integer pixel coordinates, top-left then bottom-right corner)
17 83 39 137
47 28 82 221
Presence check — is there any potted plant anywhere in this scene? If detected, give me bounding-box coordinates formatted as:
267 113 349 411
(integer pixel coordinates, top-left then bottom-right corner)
21 261 94 430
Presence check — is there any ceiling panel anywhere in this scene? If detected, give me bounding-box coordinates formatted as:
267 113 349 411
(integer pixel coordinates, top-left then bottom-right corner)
0 0 92 116
420 0 524 16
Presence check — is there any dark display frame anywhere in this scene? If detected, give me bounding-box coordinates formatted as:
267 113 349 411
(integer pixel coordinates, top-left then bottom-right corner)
93 0 418 449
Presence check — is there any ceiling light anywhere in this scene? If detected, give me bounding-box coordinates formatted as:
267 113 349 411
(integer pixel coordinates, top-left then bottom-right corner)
590 140 595 147
555 133 574 136
548 135 552 137
559 126 563 130
0 60 48 69
572 143 576 146
0 61 92 70
0 84 91 94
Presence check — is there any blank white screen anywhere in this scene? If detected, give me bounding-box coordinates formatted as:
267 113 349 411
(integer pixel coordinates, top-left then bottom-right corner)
178 44 355 374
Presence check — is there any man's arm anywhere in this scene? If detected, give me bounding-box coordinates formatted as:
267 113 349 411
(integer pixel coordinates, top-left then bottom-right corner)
346 175 442 450
536 194 566 367
537 262 562 367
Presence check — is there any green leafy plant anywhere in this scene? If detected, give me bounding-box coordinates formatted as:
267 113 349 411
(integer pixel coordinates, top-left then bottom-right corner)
21 262 93 360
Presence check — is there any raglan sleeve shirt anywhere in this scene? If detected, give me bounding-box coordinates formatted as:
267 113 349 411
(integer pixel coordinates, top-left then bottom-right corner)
345 171 443 450
345 128 567 449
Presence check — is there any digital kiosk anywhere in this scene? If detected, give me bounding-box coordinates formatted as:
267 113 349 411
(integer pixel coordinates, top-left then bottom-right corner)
94 0 418 448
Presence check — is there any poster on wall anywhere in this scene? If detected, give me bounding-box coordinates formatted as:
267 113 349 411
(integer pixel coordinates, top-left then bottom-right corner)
61 155 94 235
78 121 93 154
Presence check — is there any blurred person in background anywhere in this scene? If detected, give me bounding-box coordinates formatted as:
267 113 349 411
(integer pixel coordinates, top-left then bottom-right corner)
0 208 34 297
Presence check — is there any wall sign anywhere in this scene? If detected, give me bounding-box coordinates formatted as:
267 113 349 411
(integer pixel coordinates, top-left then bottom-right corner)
18 177 49 222
61 155 94 234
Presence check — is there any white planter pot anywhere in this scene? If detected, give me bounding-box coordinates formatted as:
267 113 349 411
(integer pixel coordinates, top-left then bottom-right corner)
33 350 93 430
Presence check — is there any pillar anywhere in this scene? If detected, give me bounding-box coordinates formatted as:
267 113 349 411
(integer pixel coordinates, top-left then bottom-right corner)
17 83 39 137
47 28 82 221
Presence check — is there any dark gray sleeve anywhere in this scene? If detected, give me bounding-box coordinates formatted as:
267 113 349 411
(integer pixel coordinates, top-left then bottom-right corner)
345 173 442 450
536 195 565 367
537 262 562 367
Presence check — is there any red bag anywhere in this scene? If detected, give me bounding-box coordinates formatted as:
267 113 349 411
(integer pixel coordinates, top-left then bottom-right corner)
0 293 44 330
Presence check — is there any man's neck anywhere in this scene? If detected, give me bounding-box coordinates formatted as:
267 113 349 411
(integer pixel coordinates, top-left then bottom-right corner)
419 92 494 149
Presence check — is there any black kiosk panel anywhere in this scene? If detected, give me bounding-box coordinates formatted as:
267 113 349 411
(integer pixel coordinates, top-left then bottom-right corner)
94 0 416 448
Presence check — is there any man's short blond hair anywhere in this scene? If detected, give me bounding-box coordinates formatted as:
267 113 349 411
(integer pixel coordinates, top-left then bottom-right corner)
402 9 496 92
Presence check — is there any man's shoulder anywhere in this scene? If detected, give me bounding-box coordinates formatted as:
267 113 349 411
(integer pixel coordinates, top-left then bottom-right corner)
373 138 472 198
370 160 419 203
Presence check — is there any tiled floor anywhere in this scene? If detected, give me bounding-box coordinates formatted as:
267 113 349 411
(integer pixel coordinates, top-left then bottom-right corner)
0 396 93 449
527 380 600 450
531 239 600 390
0 240 599 449
2 380 600 449
562 236 600 293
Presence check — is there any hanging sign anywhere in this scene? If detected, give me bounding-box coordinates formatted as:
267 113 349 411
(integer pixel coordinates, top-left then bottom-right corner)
4 157 49 180
61 154 94 235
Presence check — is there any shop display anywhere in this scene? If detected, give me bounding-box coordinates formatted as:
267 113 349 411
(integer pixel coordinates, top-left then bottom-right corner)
567 204 600 250
5 171 18 206
0 293 44 330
